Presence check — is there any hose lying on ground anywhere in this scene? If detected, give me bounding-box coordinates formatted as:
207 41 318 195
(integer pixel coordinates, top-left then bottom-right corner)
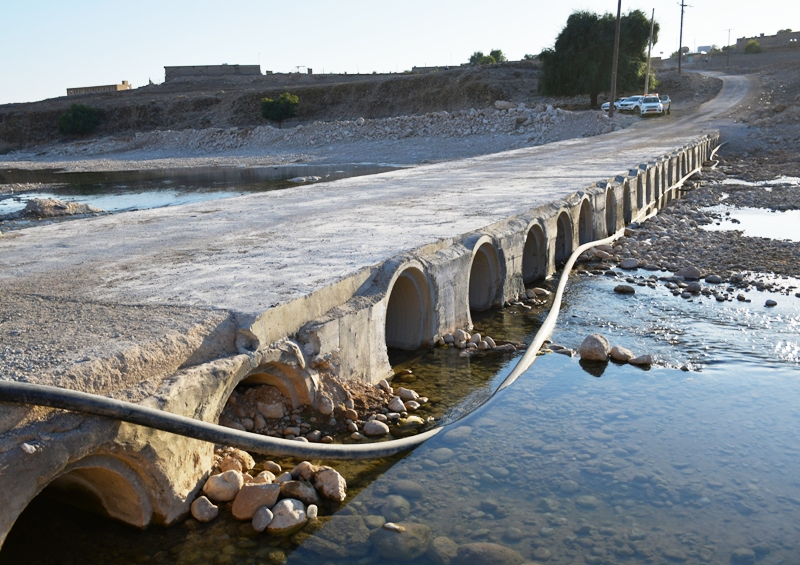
0 160 708 460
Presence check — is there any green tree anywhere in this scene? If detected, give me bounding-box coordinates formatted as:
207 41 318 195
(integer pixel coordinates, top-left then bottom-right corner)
58 103 100 135
777 28 792 33
489 49 507 63
469 51 485 65
538 10 658 108
744 39 762 54
523 53 536 60
260 92 299 128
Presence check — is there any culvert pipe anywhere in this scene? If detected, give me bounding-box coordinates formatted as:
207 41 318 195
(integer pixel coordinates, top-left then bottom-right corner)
0 157 710 461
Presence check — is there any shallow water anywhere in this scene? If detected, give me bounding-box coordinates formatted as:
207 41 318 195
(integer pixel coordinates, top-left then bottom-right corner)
700 204 800 242
0 164 399 217
4 267 800 565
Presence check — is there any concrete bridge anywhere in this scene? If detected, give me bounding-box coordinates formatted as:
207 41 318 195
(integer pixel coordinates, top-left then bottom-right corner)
0 73 749 545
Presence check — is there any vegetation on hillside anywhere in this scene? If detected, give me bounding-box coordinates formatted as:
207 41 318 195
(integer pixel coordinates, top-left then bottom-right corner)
260 92 299 128
538 10 658 107
744 40 762 54
469 49 507 65
58 104 100 135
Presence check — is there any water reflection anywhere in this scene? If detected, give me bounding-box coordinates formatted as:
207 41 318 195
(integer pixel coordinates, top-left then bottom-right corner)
3 274 800 564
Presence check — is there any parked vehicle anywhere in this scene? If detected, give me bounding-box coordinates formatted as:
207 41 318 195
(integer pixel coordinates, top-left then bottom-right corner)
659 94 671 114
640 95 665 117
601 98 625 111
618 95 644 113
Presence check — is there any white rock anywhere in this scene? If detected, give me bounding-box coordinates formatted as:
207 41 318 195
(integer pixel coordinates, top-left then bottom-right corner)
397 387 419 401
484 336 496 349
388 396 406 412
257 402 285 419
364 420 391 436
313 467 347 502
307 504 318 519
191 496 219 522
404 400 420 411
251 506 274 532
443 333 455 344
469 333 481 344
578 334 610 361
202 470 244 502
477 340 489 350
276 472 293 483
453 329 468 342
267 499 307 536
378 379 393 393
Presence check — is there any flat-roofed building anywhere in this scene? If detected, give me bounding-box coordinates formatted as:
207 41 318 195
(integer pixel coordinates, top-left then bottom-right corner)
67 80 132 96
164 64 261 81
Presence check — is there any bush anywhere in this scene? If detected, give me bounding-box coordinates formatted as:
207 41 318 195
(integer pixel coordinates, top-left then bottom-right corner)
744 40 762 54
58 104 100 135
260 93 299 128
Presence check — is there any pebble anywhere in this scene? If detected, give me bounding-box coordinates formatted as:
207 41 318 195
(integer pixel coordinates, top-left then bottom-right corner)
575 495 600 509
231 483 281 520
251 507 273 532
388 397 406 412
202 470 244 502
614 284 636 294
306 504 318 519
628 354 653 366
765 299 777 306
559 480 580 494
610 345 635 362
363 420 391 436
267 498 307 536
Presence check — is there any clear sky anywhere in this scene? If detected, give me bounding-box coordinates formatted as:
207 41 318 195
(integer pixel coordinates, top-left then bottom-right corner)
1 0 797 105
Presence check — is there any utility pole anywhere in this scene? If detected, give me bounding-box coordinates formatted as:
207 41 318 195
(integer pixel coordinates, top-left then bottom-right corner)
678 0 689 74
608 0 623 117
726 28 732 69
644 9 655 94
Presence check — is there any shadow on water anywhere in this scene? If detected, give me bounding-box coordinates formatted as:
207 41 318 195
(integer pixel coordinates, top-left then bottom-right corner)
4 275 800 564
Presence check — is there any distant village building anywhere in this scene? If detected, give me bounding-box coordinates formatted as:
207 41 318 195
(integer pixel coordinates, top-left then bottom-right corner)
67 80 131 96
735 30 800 51
164 64 261 81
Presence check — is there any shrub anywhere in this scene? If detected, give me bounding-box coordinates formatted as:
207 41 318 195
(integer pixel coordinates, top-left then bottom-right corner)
260 93 299 128
58 104 100 135
744 40 762 54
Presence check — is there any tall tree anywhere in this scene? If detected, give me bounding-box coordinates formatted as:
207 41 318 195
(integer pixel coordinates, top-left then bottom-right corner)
539 10 658 107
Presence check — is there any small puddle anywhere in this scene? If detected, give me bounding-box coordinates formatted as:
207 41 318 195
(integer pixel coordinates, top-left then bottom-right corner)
700 205 800 241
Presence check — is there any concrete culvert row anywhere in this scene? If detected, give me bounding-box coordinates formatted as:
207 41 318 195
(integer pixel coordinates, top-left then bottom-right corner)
385 267 433 350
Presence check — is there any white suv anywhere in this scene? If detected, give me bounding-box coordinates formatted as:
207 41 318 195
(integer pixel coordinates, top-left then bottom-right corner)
639 95 664 117
618 95 644 113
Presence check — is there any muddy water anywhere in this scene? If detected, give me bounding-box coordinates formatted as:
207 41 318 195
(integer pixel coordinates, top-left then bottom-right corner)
3 271 800 564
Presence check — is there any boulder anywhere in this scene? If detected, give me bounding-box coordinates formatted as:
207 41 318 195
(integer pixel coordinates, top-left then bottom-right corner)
363 420 390 436
202 470 244 502
280 480 320 506
290 460 319 481
578 334 610 361
231 483 281 520
675 265 702 280
313 467 347 502
454 542 525 565
190 496 218 523
610 345 635 362
620 258 640 270
257 401 285 419
614 284 636 294
267 498 307 536
370 522 433 561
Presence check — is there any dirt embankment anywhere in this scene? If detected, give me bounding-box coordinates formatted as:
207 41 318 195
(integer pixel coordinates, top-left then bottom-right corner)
0 62 715 154
0 64 543 152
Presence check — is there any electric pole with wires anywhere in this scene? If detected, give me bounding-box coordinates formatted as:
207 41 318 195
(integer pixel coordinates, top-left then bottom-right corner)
678 0 691 74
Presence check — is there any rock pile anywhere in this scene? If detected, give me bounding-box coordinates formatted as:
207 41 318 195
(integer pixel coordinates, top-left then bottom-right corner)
31 102 633 159
218 378 434 442
191 457 346 536
0 198 104 220
578 333 652 366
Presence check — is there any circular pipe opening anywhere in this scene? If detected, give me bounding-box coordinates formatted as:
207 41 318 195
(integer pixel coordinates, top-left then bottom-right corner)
522 225 546 283
578 199 593 245
623 184 632 224
555 211 573 265
468 242 501 312
605 189 617 236
385 266 433 350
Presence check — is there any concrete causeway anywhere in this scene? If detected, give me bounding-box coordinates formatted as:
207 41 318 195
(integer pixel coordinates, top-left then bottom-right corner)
0 73 749 543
